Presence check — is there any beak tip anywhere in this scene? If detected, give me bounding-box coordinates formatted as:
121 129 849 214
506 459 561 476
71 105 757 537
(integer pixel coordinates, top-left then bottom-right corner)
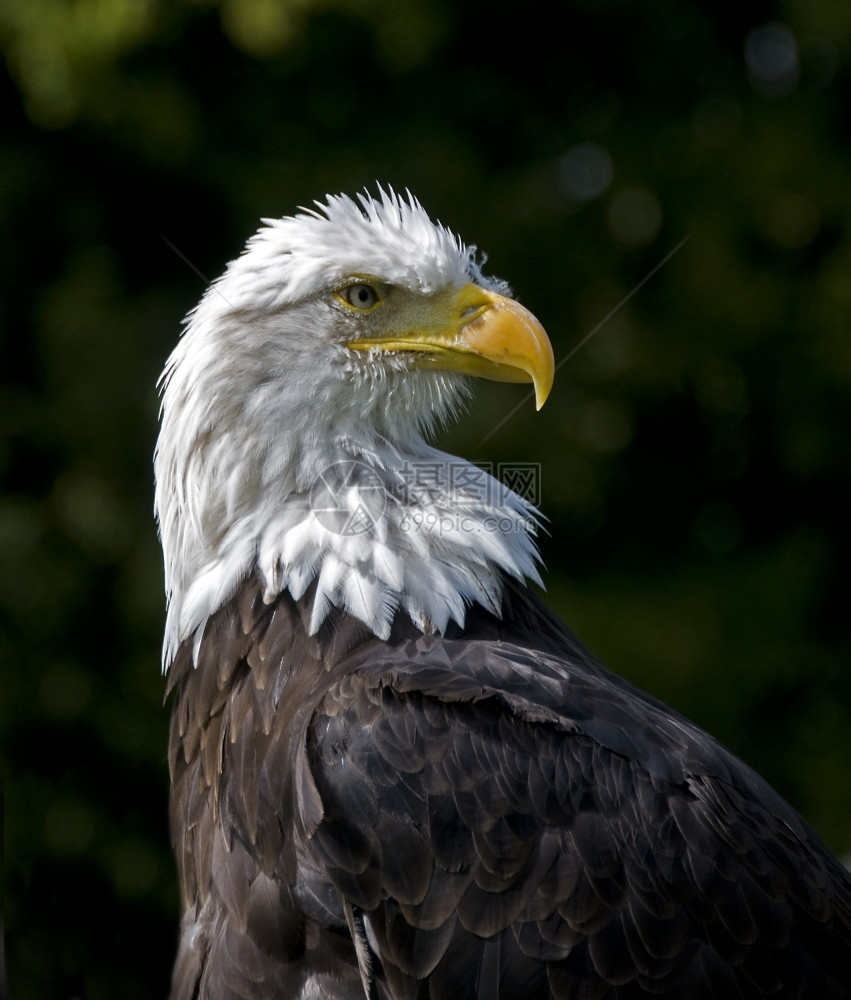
534 374 554 411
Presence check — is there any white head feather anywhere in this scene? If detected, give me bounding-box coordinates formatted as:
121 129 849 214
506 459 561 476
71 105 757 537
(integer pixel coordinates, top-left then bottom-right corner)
155 189 542 668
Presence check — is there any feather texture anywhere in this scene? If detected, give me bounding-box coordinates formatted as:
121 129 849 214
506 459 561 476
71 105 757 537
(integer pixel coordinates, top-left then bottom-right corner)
166 578 851 999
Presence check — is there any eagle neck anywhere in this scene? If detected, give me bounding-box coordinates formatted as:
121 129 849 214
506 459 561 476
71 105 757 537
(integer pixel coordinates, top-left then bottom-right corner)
159 416 542 669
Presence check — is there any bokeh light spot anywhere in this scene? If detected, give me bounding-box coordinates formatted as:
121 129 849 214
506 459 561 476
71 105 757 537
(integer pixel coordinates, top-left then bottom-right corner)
745 23 799 97
606 186 662 246
558 143 613 203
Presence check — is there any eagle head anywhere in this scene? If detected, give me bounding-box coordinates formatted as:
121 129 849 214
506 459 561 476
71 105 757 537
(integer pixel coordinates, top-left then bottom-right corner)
155 189 554 665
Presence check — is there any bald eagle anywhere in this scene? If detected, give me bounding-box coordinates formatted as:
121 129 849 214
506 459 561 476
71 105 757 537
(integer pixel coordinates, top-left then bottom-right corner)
156 190 851 999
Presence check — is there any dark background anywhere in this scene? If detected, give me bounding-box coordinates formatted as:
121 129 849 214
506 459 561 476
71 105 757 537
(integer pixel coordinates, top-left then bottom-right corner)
2 1 850 997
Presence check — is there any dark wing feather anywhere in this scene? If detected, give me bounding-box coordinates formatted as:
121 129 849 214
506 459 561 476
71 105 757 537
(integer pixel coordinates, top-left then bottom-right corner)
167 577 851 999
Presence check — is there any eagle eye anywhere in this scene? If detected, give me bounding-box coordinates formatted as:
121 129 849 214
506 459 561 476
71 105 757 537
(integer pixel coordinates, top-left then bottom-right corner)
338 282 381 311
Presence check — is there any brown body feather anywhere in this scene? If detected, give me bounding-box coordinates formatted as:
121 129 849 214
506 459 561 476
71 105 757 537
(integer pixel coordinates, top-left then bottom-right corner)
166 576 851 999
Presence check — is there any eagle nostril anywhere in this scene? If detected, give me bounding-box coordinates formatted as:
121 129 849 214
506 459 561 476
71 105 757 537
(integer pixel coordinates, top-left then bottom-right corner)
459 303 488 322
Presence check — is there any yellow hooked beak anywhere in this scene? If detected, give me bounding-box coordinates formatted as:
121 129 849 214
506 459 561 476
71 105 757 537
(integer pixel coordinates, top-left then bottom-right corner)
347 283 554 410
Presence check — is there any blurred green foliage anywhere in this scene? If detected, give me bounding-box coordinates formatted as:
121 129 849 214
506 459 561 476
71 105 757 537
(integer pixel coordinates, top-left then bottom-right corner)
1 1 850 997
